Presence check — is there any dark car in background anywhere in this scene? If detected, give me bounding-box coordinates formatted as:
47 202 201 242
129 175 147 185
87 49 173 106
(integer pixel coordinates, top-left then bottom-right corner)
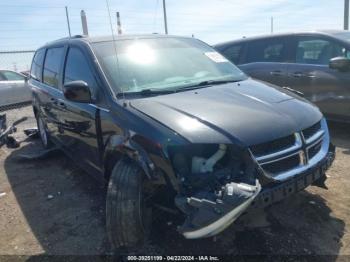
29 34 334 250
215 30 350 122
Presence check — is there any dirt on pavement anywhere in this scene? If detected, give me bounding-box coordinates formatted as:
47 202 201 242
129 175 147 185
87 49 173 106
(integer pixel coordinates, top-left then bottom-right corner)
0 106 349 260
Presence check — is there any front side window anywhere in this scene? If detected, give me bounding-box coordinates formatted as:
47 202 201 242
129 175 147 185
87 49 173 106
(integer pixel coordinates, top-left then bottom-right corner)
92 37 247 94
31 49 45 81
43 47 64 88
246 39 287 63
64 47 96 88
221 44 243 64
295 37 348 65
0 71 24 81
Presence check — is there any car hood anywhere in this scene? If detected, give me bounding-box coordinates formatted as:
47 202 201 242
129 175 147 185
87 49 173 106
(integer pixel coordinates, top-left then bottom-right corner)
130 79 322 146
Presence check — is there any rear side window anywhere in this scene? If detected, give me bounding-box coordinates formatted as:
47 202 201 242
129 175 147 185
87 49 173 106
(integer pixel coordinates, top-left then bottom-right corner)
221 44 243 64
295 37 348 65
31 49 45 81
246 39 287 63
64 47 96 88
43 47 64 88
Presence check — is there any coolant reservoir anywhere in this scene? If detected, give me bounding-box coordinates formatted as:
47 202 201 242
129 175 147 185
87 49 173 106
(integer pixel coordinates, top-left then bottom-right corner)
192 144 227 173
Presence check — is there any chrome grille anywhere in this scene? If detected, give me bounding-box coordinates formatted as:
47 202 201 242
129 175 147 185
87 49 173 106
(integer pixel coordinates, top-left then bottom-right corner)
302 121 321 140
308 139 323 159
262 154 301 175
250 134 295 157
250 119 328 181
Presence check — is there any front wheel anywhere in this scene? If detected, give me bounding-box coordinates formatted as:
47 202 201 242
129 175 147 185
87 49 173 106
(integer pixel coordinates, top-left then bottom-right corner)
106 158 152 250
36 115 51 149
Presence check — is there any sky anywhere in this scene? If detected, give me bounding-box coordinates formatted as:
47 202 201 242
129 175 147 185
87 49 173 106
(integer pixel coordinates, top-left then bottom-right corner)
0 0 346 51
0 0 346 243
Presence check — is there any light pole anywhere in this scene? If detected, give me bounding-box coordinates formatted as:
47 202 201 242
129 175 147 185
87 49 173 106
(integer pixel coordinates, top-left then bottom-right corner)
162 0 168 34
81 10 89 35
345 0 349 30
116 12 122 35
271 16 274 34
65 6 71 37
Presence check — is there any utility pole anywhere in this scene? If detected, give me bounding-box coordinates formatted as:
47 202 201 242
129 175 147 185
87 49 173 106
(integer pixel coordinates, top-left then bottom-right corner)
65 6 71 37
162 0 168 34
116 12 122 35
81 10 89 35
270 16 274 34
345 0 349 30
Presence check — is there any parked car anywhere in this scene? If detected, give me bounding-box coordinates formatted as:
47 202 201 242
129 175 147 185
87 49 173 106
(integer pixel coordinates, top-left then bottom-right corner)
214 30 350 122
29 34 335 250
0 70 31 108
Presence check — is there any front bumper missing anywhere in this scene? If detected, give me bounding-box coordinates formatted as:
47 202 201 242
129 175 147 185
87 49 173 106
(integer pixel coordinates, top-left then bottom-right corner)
176 143 335 239
178 180 261 239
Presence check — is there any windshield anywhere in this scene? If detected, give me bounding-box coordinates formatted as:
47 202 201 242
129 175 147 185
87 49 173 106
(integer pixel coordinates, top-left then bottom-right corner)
92 37 247 94
335 32 350 42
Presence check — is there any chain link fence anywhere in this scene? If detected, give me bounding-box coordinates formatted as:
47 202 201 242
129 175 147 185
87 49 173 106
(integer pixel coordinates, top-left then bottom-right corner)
0 50 35 73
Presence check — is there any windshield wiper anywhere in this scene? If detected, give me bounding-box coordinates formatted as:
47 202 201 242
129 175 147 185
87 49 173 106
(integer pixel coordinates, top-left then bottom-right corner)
117 79 241 97
118 88 174 97
175 79 240 92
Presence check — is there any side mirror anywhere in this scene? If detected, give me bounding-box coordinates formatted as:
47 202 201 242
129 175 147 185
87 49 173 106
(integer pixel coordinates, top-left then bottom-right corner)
63 80 92 103
329 57 350 72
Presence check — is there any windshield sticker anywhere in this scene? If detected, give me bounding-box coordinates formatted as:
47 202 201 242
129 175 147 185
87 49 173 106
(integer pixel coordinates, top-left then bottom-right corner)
204 52 228 63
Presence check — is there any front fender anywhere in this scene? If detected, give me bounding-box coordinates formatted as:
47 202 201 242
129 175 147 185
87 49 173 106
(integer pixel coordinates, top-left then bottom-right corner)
103 132 180 192
103 132 154 177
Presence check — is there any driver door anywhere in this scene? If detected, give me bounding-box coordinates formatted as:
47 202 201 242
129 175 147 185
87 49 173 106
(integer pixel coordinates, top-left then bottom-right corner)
58 45 102 175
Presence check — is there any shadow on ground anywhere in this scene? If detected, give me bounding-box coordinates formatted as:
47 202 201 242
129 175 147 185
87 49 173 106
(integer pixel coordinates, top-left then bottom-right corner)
4 137 346 259
329 121 350 154
4 141 108 255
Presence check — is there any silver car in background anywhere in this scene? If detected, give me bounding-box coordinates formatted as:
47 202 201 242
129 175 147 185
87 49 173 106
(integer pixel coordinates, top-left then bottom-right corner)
0 70 31 109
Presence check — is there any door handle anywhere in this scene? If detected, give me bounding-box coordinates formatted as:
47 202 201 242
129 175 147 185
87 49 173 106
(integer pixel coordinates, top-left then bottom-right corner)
270 70 283 76
305 73 316 78
291 72 316 78
291 72 303 78
50 97 58 105
57 99 66 109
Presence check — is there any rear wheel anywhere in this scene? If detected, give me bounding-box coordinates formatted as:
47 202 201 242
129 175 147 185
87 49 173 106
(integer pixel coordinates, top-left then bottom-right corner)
106 158 152 250
36 115 51 149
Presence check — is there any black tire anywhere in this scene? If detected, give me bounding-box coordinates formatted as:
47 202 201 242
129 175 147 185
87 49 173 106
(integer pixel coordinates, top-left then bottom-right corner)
106 158 152 250
36 114 52 149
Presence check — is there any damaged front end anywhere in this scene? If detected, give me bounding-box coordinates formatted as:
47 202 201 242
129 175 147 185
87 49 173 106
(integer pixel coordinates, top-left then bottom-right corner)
169 144 263 239
167 135 335 239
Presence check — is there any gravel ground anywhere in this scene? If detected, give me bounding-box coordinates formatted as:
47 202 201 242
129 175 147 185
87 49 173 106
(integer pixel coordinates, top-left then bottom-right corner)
0 106 349 260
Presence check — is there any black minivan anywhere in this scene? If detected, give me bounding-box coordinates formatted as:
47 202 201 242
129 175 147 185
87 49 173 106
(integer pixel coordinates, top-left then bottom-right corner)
215 30 350 122
29 34 334 250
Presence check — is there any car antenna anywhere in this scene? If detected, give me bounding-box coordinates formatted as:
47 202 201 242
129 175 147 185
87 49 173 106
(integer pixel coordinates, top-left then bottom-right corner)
105 0 126 107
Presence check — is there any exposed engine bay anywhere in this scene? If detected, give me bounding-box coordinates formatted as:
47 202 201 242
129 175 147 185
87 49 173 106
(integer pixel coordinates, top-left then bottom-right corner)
166 140 335 239
169 144 262 238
